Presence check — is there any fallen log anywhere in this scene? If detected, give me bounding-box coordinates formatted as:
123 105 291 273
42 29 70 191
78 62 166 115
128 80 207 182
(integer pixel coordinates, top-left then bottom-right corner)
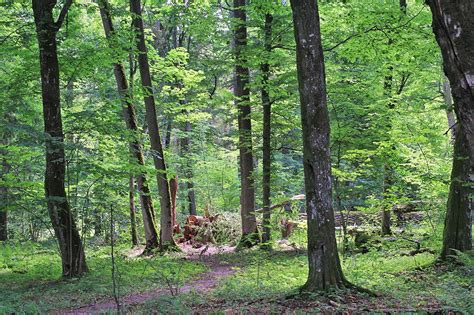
254 194 305 213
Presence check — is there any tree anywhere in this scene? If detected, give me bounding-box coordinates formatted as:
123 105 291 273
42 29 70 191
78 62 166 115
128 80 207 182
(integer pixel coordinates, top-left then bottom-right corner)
234 0 258 247
130 0 178 250
380 0 409 236
180 120 197 215
0 116 11 241
427 0 473 259
290 0 347 291
260 11 273 246
98 0 159 250
129 176 139 246
32 0 87 277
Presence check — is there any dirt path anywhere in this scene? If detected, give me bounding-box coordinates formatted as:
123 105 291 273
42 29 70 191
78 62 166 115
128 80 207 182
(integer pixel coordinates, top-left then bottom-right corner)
58 245 236 314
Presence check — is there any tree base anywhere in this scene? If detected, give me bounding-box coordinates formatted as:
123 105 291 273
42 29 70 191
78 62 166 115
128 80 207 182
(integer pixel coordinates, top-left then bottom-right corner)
437 249 473 265
236 232 260 250
160 241 182 253
141 239 160 256
300 279 375 297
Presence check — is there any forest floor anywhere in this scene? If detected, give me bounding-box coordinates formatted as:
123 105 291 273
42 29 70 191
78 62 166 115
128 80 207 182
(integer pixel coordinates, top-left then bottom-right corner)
1 219 473 314
57 245 237 314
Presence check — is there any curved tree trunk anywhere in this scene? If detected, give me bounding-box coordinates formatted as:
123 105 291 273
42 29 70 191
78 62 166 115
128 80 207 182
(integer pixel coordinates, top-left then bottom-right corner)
130 0 177 251
234 0 258 247
32 0 88 277
290 0 347 291
98 0 159 251
427 0 473 259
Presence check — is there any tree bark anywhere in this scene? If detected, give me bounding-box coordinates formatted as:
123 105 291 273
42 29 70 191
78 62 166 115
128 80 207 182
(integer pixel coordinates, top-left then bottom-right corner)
0 211 6 241
93 209 102 237
381 175 392 235
32 0 88 277
290 0 348 291
98 0 159 251
443 78 457 142
169 176 178 228
164 116 172 149
234 0 258 247
131 0 177 251
261 13 273 246
129 176 139 246
427 0 473 259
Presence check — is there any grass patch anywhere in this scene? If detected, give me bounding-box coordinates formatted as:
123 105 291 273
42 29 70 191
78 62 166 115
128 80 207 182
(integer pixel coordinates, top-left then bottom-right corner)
210 233 473 313
0 240 206 313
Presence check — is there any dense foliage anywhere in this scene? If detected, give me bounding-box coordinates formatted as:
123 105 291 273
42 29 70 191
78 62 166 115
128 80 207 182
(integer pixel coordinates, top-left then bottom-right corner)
0 0 472 313
0 0 451 241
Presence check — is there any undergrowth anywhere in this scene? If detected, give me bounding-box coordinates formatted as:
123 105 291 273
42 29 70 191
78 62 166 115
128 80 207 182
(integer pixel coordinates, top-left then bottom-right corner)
1 218 472 314
210 221 473 313
0 240 206 313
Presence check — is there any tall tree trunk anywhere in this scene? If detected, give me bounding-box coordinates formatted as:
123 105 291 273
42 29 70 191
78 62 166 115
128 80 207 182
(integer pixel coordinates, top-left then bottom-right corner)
180 119 197 215
427 0 473 259
381 171 392 235
0 160 9 241
290 0 348 291
129 176 139 246
0 116 11 241
98 0 159 251
0 211 6 241
164 116 172 149
234 0 258 247
381 63 393 235
186 179 197 215
32 0 88 277
130 0 177 251
93 209 102 237
261 13 273 246
169 176 178 228
381 1 408 236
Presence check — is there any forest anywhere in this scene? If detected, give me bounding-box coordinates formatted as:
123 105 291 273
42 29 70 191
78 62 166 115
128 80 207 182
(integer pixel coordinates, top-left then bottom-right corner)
0 0 473 313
